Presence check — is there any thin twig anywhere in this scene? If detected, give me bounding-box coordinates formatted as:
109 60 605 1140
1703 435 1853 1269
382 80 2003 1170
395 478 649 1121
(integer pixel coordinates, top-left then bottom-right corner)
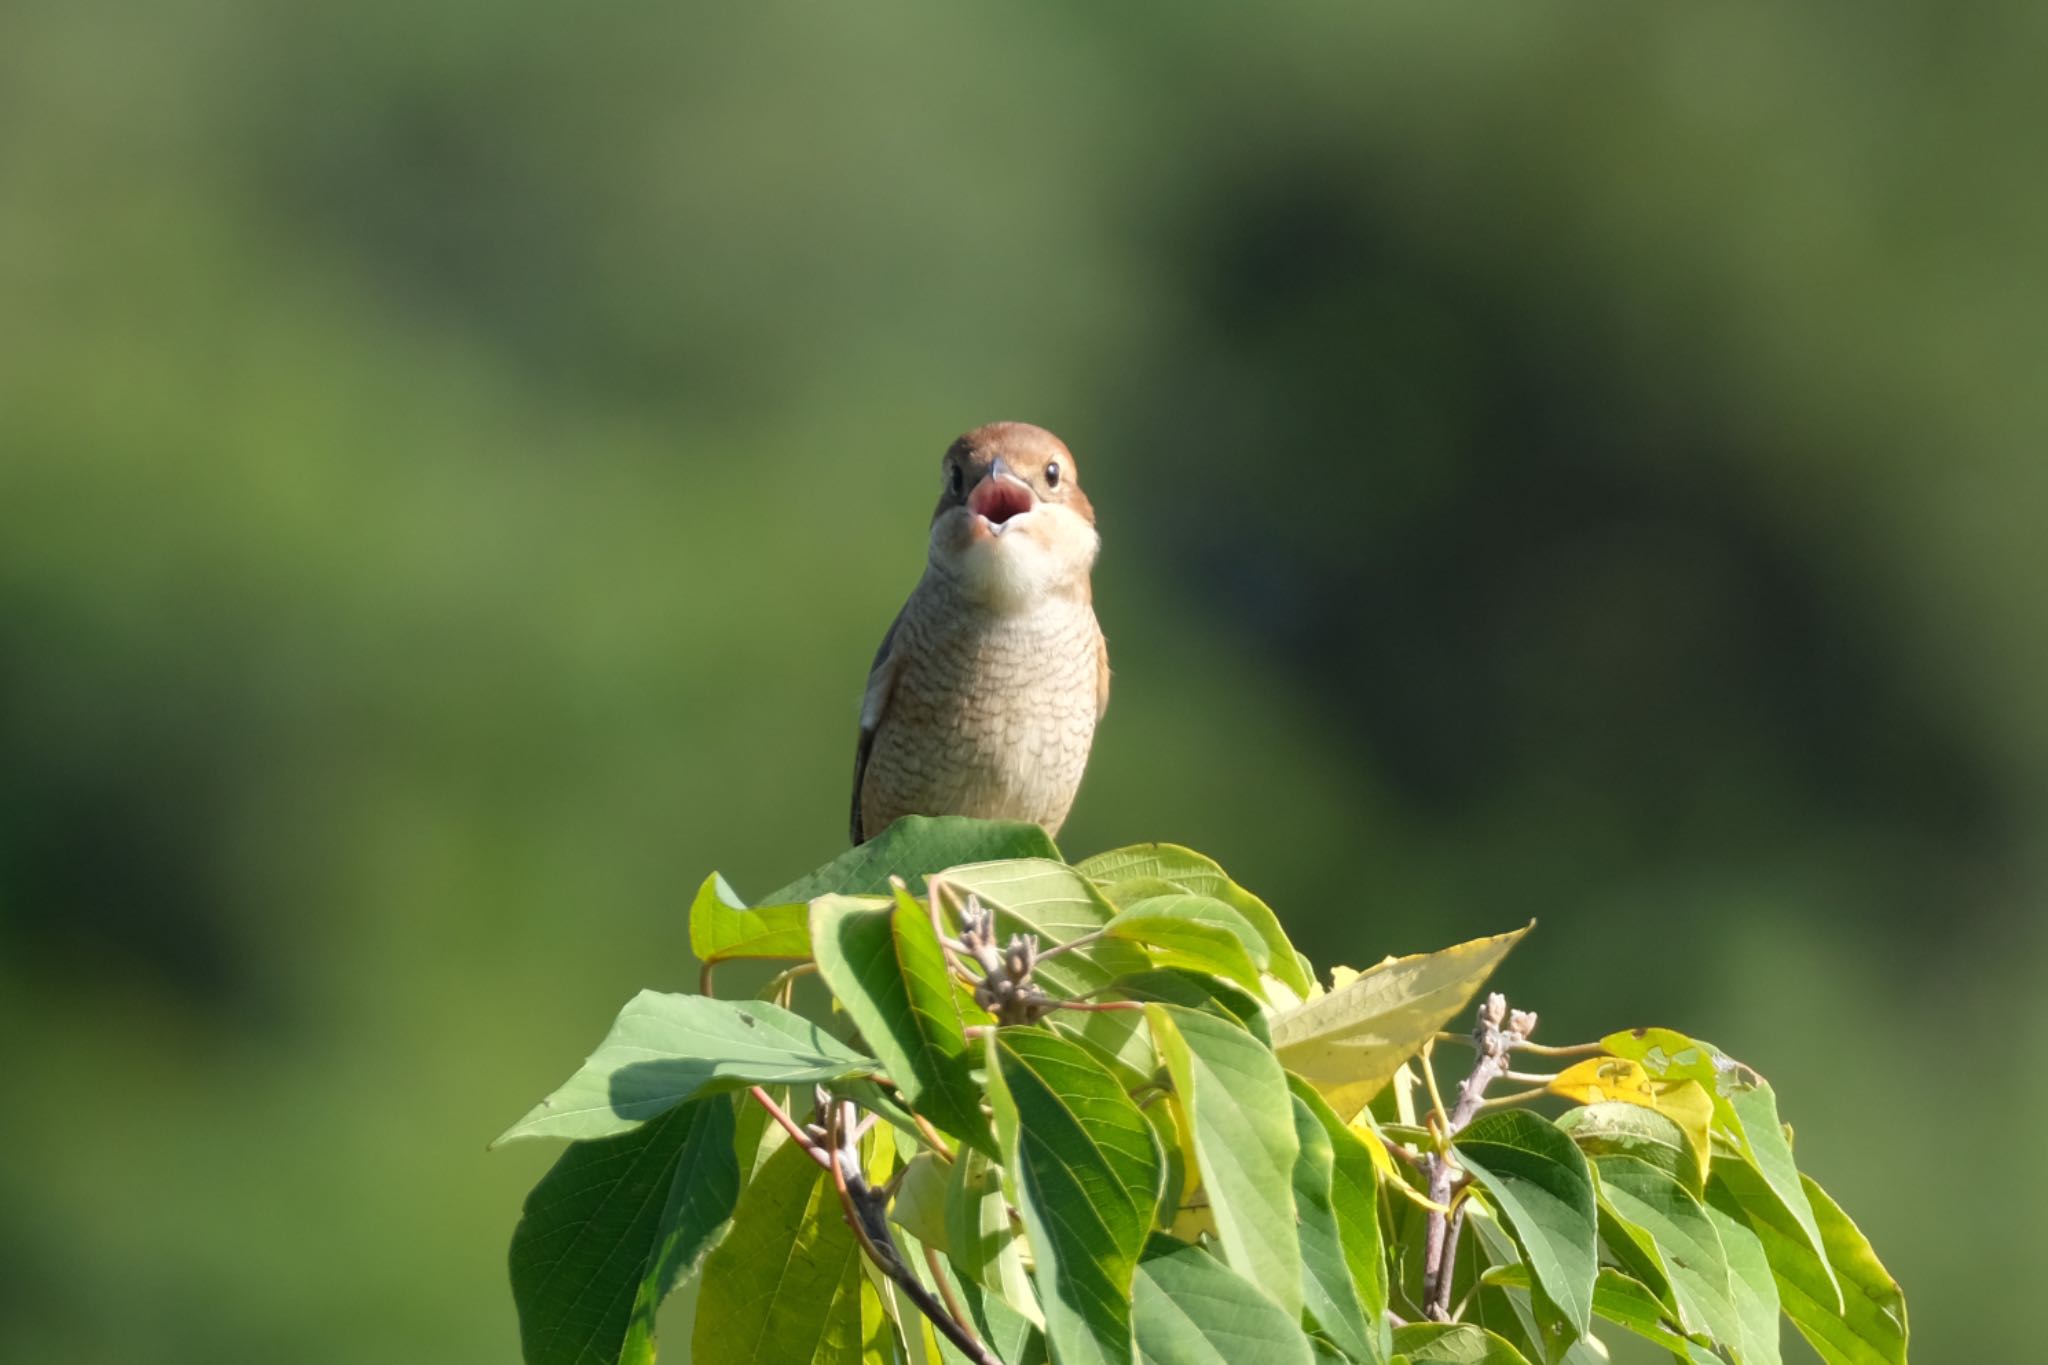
1033 928 1106 961
1382 1135 1429 1176
1510 1039 1604 1058
753 1086 1000 1364
925 1244 985 1353
699 960 718 997
911 1112 956 1160
749 1086 832 1169
1475 1087 1552 1111
1502 1069 1561 1086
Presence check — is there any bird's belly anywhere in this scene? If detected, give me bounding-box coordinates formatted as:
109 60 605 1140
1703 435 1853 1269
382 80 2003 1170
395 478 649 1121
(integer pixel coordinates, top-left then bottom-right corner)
863 610 1100 835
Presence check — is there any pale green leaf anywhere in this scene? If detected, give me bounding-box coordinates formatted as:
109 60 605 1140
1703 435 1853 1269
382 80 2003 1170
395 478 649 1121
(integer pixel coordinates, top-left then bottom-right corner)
1554 1102 1702 1194
1273 927 1529 1120
1104 894 1268 994
1390 1322 1533 1364
937 857 1151 997
1077 842 1311 994
1546 1057 1712 1183
1703 1195 1783 1365
1289 1093 1378 1363
890 1150 952 1255
688 872 811 964
1111 969 1272 1045
1482 1266 1717 1364
1148 1003 1304 1317
1289 1077 1389 1360
944 1147 1043 1330
498 992 874 1144
693 1139 868 1365
1133 1235 1316 1365
1710 1165 1906 1365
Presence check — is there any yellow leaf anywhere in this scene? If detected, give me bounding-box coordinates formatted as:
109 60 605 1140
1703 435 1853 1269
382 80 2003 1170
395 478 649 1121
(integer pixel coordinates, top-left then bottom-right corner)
1346 1119 1402 1186
1272 926 1531 1121
1548 1056 1713 1177
1170 1198 1219 1243
1345 1113 1449 1213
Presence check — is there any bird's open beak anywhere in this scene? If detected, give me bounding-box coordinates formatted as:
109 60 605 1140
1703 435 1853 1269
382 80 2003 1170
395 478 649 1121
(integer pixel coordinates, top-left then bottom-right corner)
967 457 1037 532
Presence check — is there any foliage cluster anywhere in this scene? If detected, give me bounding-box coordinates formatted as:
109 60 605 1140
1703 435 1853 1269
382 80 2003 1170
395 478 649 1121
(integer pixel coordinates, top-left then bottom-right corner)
498 818 1906 1365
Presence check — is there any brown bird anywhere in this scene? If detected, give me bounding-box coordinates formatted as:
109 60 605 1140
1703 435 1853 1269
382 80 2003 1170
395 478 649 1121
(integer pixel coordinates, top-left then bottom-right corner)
852 422 1108 844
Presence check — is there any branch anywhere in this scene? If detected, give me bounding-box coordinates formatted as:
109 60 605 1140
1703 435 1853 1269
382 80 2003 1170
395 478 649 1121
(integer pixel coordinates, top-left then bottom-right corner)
1420 992 1538 1321
747 1087 1002 1365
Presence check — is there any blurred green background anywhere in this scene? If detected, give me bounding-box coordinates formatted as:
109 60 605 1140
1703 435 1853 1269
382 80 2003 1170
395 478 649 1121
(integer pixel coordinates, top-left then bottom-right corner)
3 2 2037 1359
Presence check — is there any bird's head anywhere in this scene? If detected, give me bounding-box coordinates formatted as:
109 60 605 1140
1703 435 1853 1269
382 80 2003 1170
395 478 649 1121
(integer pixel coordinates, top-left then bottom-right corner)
928 422 1099 609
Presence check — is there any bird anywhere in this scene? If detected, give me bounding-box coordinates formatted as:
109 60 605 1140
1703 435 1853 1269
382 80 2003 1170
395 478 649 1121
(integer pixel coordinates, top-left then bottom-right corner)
852 421 1108 845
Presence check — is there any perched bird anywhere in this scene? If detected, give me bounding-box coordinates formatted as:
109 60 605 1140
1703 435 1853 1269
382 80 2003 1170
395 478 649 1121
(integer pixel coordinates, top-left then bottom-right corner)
852 422 1108 844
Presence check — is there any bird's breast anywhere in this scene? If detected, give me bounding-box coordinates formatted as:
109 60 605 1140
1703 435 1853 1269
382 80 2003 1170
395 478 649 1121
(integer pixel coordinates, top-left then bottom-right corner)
864 592 1101 835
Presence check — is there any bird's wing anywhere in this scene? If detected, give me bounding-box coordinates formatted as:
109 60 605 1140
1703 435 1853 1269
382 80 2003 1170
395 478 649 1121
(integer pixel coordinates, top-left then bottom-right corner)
1096 626 1112 720
851 608 908 844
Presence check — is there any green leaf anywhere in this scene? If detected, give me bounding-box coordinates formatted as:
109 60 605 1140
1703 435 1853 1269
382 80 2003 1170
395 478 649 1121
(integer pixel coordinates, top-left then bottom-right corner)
1147 1003 1304 1317
944 1147 1042 1328
937 855 1163 1002
509 1097 739 1365
1602 1028 1837 1308
1482 1266 1717 1364
955 1275 1048 1365
1703 1195 1784 1365
810 890 993 1154
938 857 1151 997
1289 1093 1379 1364
1389 1323 1534 1364
900 1230 1047 1365
692 1138 868 1365
1458 1208 1550 1364
1272 927 1528 1121
498 992 875 1144
988 1026 1164 1365
939 857 1120 938
766 816 1059 904
688 872 811 964
1592 1155 1738 1347
1554 1103 1702 1194
1078 843 1311 995
890 1150 952 1254
1132 1235 1317 1365
1288 1077 1390 1359
1109 969 1272 1046
1723 1079 1839 1308
1545 1058 1712 1184
1710 1165 1907 1365
1104 894 1269 994
1453 1110 1597 1342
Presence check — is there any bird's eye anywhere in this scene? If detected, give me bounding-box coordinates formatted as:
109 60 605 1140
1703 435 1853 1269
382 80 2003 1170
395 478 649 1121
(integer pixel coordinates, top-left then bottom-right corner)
1045 460 1062 489
946 463 964 497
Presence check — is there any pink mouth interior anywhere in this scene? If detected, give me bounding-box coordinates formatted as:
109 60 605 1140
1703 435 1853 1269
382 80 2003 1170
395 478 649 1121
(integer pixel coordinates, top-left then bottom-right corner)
969 478 1034 526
